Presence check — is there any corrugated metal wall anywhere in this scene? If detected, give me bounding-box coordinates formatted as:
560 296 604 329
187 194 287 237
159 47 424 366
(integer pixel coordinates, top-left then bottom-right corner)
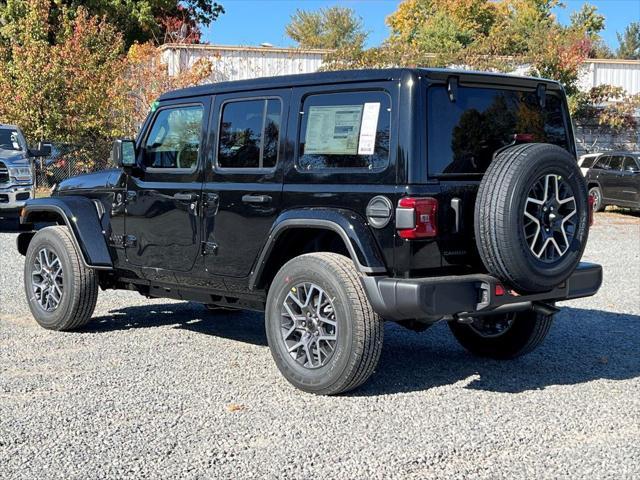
578 60 640 95
161 45 640 96
160 45 326 83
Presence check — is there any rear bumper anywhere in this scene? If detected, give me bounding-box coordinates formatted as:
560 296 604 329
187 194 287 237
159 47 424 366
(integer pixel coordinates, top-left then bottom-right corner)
362 262 603 321
0 184 34 210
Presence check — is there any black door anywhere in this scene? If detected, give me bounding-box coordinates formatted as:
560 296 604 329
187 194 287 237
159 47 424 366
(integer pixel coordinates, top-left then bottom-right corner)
620 156 640 205
604 155 625 201
125 98 210 274
202 90 289 278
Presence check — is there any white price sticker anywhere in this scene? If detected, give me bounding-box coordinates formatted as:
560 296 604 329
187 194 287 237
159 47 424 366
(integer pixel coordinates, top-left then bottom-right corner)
357 102 381 155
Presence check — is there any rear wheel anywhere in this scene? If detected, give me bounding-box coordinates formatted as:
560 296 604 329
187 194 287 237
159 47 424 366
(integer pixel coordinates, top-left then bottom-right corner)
448 310 554 359
265 253 383 395
24 226 98 331
589 186 604 212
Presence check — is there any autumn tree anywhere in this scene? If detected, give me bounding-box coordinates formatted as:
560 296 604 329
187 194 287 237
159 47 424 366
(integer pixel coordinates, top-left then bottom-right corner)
616 22 640 60
569 3 611 58
0 0 225 48
285 7 367 50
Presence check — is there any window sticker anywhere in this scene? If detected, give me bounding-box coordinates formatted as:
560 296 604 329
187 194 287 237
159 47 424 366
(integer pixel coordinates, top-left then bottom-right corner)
305 105 363 155
357 102 381 155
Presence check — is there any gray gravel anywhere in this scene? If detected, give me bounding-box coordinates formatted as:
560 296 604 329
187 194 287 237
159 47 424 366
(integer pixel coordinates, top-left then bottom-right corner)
1 212 639 479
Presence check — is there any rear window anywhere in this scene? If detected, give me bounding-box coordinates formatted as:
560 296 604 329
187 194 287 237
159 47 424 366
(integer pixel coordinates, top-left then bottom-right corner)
581 156 599 168
427 86 569 176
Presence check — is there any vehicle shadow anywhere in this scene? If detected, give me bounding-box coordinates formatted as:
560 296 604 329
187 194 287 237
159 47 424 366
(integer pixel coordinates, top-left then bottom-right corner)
84 304 640 395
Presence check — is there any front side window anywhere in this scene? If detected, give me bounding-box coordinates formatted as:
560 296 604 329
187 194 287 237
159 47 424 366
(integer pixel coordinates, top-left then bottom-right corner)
608 156 623 171
143 105 203 169
427 86 569 176
297 91 391 171
217 98 281 169
623 156 639 172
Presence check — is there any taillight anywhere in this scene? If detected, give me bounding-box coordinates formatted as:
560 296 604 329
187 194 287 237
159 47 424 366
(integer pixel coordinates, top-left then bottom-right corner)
396 197 438 239
588 194 595 226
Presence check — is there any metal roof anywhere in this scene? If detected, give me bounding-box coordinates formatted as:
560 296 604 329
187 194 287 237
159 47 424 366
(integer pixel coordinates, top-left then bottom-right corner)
159 67 562 101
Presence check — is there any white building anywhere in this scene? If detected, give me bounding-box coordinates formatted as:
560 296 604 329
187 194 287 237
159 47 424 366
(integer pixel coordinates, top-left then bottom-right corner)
159 43 640 95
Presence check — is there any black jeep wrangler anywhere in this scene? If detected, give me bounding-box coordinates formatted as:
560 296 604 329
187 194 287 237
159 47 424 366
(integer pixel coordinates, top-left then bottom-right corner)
17 69 602 395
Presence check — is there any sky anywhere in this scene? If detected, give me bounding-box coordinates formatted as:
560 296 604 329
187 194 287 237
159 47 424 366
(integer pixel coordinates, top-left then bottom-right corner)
202 0 640 51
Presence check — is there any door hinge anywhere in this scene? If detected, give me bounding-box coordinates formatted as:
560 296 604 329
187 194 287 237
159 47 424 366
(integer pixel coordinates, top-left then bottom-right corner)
202 241 218 255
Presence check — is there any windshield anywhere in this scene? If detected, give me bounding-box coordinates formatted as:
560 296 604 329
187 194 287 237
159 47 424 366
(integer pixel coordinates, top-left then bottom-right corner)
427 86 570 176
0 128 25 151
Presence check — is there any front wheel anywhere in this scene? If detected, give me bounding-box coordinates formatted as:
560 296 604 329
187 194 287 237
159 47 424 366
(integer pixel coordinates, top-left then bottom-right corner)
448 310 554 359
265 253 384 395
24 226 98 331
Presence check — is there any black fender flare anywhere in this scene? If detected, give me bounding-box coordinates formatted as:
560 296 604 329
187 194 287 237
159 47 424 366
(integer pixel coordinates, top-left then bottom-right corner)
18 196 113 269
249 208 387 290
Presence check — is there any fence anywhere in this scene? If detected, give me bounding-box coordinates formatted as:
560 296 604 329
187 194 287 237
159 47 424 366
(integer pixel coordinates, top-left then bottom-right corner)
574 124 640 156
34 144 113 190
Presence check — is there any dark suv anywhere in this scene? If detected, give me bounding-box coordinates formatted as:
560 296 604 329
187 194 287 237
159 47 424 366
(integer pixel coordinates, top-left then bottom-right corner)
16 69 602 394
584 152 640 212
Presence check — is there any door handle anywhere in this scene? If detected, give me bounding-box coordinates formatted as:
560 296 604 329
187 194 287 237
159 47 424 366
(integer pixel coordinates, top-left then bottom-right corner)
174 192 198 201
242 194 272 204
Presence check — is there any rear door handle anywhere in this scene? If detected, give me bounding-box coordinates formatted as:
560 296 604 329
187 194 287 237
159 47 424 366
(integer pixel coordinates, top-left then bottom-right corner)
242 194 272 204
174 192 198 201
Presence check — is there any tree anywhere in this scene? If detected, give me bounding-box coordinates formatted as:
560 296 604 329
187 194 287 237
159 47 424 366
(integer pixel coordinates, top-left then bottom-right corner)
616 22 640 60
569 3 611 58
285 7 367 50
0 0 225 48
0 0 214 166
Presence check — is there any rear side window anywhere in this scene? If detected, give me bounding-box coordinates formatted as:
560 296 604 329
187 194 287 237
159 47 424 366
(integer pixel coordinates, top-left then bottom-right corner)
143 105 203 170
582 156 599 168
297 91 391 171
427 86 569 176
593 156 610 169
217 98 281 169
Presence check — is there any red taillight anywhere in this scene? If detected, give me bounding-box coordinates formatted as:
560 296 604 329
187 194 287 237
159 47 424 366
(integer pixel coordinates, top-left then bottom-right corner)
588 194 595 226
495 284 506 296
397 197 438 239
514 133 535 143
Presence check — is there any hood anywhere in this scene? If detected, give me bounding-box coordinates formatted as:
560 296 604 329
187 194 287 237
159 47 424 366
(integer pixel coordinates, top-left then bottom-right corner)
57 169 123 193
0 149 29 165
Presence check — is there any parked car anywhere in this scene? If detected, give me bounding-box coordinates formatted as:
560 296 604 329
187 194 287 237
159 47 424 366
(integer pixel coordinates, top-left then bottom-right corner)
578 153 600 176
0 125 48 217
16 69 602 395
584 152 640 212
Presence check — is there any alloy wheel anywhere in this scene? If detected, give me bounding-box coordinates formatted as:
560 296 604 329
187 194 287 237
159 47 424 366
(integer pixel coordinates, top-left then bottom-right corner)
280 282 338 369
523 174 578 262
31 247 64 312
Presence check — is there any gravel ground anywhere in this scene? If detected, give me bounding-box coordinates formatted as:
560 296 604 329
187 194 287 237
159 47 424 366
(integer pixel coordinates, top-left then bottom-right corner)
1 212 639 479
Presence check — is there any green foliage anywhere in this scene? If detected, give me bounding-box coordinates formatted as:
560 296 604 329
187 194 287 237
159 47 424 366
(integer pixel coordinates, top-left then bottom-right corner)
616 22 640 60
0 0 225 48
570 3 605 37
285 7 367 50
570 85 640 132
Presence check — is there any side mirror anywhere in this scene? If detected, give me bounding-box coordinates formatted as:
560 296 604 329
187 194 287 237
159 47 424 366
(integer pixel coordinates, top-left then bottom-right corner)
28 141 52 158
112 139 137 169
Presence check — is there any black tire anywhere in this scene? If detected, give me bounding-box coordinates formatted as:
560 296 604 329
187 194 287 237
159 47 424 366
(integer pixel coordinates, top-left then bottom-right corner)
475 143 589 293
448 310 554 359
24 226 98 331
588 186 605 212
265 253 383 395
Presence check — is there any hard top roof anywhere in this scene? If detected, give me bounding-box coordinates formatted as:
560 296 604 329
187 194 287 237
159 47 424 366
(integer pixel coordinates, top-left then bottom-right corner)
159 67 562 101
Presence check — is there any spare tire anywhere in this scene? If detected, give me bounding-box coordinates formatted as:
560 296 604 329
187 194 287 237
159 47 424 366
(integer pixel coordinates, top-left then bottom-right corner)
475 143 589 293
